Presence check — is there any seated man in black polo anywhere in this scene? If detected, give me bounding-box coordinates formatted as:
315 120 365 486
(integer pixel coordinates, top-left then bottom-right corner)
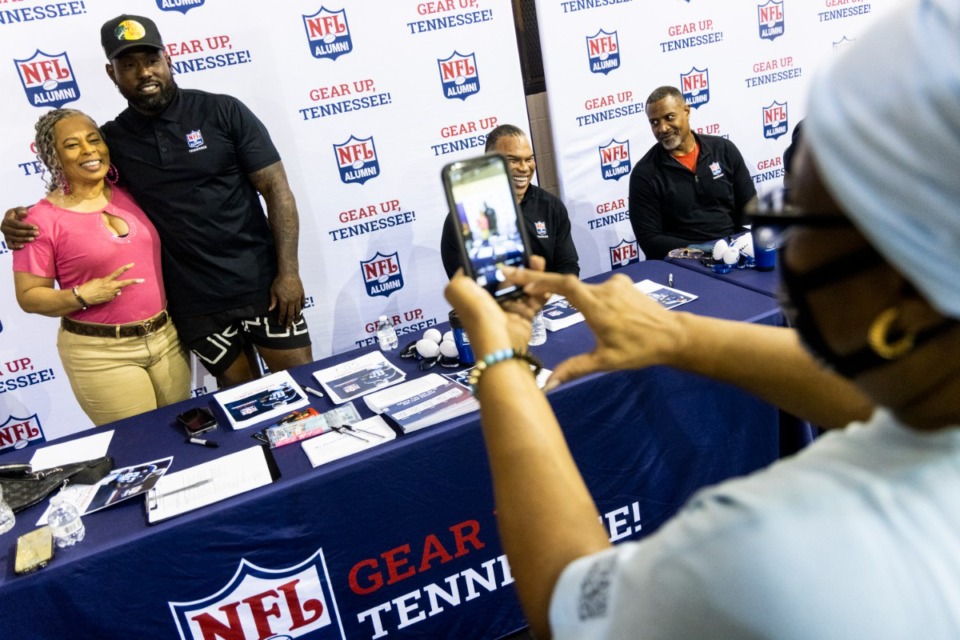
629 86 756 259
441 124 580 278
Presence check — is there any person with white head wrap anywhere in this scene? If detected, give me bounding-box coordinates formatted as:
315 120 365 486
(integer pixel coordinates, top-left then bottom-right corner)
806 0 960 320
435 1 960 638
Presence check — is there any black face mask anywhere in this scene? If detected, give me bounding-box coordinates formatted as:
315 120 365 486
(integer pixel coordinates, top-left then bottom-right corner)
779 243 956 378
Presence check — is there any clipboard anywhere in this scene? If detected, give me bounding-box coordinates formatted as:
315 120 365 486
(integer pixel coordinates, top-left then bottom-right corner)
146 445 280 523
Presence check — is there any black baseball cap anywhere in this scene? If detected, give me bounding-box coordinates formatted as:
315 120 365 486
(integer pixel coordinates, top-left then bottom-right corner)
101 15 165 60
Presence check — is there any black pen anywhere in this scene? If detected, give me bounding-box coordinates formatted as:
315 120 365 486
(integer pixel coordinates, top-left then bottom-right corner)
330 424 369 442
186 437 219 448
344 423 385 440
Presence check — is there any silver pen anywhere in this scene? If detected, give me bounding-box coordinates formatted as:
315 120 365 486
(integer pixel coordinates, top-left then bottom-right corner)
153 478 213 500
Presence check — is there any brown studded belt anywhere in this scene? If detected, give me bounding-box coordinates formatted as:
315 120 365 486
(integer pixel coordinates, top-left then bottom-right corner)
61 309 170 339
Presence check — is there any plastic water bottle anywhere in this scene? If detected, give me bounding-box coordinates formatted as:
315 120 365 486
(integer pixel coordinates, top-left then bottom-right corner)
376 315 399 351
0 485 15 535
529 311 547 346
48 494 85 548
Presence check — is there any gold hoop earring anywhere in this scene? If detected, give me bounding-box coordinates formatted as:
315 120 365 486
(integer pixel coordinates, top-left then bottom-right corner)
867 307 916 360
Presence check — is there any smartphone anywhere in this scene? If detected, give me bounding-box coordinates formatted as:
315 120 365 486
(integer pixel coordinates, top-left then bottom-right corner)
15 527 54 575
176 407 217 437
441 153 532 300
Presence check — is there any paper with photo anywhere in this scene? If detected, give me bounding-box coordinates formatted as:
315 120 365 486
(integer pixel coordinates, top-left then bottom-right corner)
312 351 406 404
214 370 309 430
635 279 698 310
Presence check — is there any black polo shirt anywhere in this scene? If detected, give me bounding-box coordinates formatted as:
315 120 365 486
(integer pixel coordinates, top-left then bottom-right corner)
628 133 756 260
101 89 280 318
440 184 580 278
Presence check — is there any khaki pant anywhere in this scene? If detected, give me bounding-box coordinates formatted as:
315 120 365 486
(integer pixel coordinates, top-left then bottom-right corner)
57 320 191 426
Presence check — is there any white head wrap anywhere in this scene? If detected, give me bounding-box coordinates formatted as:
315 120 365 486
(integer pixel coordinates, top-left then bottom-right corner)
806 0 960 319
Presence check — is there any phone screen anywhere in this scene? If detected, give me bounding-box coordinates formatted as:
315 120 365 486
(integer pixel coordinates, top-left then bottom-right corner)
177 408 217 436
442 154 530 300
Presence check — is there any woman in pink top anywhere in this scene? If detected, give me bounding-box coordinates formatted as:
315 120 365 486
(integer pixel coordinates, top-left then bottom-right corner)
12 108 190 426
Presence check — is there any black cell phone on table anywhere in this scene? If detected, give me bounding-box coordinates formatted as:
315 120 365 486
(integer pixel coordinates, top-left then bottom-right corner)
441 153 532 301
176 407 217 437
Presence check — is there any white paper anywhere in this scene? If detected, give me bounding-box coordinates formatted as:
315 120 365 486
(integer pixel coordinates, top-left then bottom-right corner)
312 351 406 404
301 416 396 467
29 430 114 471
213 370 309 430
146 446 276 523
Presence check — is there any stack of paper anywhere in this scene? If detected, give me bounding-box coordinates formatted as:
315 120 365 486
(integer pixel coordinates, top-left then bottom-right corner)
301 416 397 467
364 373 479 433
541 295 584 332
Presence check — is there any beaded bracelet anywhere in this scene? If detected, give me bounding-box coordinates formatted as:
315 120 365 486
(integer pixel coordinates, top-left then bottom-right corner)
71 286 89 311
468 348 543 394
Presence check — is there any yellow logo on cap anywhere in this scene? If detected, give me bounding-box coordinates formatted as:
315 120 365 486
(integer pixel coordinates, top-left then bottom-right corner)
114 20 147 41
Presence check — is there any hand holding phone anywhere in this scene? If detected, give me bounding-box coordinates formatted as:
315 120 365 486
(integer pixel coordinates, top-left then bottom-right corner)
441 153 532 301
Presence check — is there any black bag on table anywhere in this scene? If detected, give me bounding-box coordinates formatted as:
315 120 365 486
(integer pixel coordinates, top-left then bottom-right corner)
0 456 114 513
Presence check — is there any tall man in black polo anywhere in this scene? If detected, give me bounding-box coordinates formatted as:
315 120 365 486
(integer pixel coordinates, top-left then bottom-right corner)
2 14 313 387
629 86 756 259
440 124 580 278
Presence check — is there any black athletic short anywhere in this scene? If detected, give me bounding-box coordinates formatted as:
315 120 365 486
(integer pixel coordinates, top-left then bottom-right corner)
177 302 311 377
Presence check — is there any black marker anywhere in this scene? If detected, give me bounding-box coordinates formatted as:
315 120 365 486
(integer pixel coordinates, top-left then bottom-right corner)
186 437 219 448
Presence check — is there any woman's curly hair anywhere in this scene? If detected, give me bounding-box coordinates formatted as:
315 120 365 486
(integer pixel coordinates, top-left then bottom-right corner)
34 108 95 194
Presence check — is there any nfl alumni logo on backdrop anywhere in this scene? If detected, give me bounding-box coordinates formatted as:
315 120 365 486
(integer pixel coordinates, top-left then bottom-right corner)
304 7 353 60
609 239 639 269
170 550 343 640
680 67 709 109
586 30 620 75
0 414 46 452
157 0 205 14
334 135 380 185
758 0 785 41
361 251 404 297
833 36 856 51
762 101 788 139
438 51 480 100
15 50 80 109
599 140 631 181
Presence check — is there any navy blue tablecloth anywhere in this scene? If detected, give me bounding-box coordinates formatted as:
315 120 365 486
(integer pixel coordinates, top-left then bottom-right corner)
0 260 798 640
665 254 781 298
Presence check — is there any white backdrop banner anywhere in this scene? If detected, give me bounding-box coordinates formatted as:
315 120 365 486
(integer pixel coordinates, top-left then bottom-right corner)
0 0 528 446
534 0 898 276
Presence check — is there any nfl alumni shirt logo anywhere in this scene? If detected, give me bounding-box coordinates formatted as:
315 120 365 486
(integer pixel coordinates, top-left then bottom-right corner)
169 550 344 640
710 162 723 178
586 30 620 75
438 51 480 100
185 130 206 151
333 135 380 185
598 139 631 181
304 7 353 60
15 50 81 109
680 67 709 109
535 221 548 238
757 0 785 41
762 101 788 140
609 239 639 269
361 251 404 297
0 413 46 452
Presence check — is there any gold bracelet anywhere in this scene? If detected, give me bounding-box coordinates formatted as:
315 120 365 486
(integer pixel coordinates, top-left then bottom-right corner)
468 348 543 394
71 286 89 310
